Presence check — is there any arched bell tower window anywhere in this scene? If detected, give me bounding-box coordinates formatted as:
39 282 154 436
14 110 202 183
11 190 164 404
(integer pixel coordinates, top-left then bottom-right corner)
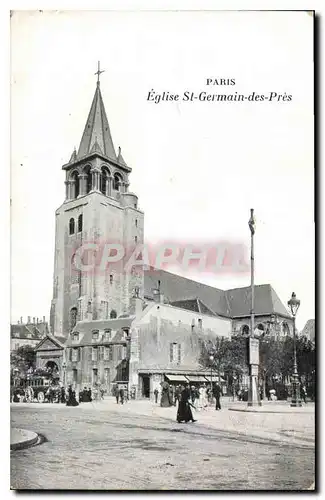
101 167 110 195
83 165 92 194
110 310 117 319
69 307 78 331
113 173 122 191
78 214 83 232
69 218 75 235
70 171 79 199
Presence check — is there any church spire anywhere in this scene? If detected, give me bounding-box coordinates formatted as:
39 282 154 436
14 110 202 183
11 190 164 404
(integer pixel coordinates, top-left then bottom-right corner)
77 63 117 161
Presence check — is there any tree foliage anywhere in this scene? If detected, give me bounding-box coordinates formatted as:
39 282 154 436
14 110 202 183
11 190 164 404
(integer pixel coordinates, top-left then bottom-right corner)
10 345 36 376
199 334 315 390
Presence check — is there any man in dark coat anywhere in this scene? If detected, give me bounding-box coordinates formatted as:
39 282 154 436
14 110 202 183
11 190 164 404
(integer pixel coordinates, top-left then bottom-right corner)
119 387 124 405
60 386 66 404
87 387 92 402
177 385 197 423
213 383 222 410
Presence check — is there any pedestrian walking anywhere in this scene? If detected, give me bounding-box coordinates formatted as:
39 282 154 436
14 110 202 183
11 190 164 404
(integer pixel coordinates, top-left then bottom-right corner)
177 384 197 423
87 387 92 402
213 383 222 410
60 386 66 404
301 385 307 404
66 385 79 407
119 387 124 405
198 385 207 410
174 385 181 406
154 388 159 403
191 386 196 405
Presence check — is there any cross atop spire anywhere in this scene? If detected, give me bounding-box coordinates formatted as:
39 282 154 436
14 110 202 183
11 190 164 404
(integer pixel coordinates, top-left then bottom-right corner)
95 61 105 84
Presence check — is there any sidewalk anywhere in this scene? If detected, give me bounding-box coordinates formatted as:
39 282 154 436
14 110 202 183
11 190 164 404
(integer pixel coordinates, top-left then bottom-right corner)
95 397 315 448
11 397 315 449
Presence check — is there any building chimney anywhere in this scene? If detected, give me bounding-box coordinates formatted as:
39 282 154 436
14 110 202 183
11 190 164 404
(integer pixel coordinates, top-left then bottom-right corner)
33 317 36 324
20 316 23 324
17 319 20 324
27 316 31 324
36 317 39 324
43 316 45 323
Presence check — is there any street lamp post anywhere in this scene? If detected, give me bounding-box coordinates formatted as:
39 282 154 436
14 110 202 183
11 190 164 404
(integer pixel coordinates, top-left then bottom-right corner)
287 292 302 407
248 208 261 407
62 361 66 388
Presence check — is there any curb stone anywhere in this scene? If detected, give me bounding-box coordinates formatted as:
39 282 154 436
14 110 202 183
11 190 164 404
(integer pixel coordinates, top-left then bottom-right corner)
11 428 38 451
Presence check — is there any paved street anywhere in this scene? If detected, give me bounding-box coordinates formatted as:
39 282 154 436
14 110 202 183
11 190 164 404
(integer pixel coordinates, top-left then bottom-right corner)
11 399 315 490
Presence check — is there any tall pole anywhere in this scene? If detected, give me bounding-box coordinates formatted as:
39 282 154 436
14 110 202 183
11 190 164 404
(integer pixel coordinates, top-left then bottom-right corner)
291 315 302 407
250 210 255 344
248 209 261 406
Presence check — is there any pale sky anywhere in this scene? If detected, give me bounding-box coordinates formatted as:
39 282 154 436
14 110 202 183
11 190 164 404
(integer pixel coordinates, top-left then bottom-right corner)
10 10 314 330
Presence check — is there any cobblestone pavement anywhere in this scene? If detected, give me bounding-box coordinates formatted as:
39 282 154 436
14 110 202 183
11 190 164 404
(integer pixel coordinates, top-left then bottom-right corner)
10 401 315 491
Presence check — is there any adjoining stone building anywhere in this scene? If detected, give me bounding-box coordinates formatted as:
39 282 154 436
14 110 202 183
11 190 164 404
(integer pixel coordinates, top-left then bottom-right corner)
40 72 293 398
11 316 49 351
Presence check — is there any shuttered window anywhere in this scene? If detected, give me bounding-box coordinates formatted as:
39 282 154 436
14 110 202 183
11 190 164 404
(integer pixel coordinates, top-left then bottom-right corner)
92 347 98 361
178 344 182 364
169 343 173 362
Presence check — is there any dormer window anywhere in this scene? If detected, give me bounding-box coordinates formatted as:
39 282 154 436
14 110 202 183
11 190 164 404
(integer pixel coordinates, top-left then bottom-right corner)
92 330 99 342
72 332 79 342
122 328 130 339
103 329 112 342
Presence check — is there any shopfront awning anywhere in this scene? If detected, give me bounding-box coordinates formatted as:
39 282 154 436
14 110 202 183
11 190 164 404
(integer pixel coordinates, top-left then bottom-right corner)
165 374 188 382
205 375 225 382
186 375 209 383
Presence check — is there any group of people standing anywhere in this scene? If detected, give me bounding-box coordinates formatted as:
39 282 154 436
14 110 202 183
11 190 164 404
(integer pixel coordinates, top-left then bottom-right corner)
176 383 222 422
155 381 223 422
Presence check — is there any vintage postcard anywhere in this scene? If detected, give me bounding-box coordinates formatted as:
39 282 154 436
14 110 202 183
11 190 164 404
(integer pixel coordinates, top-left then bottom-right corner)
10 10 315 491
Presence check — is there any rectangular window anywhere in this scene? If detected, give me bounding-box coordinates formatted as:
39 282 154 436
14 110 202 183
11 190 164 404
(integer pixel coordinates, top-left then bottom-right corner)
92 369 98 385
178 344 182 364
170 343 180 363
122 346 127 359
198 319 202 329
92 347 98 361
103 329 112 342
117 346 123 361
101 301 109 319
72 348 79 362
104 368 110 385
169 343 174 363
110 274 113 285
122 328 129 339
104 346 111 361
92 331 99 342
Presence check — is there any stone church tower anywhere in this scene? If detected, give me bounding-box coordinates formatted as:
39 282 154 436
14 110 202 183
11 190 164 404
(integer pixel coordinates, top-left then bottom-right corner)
50 73 144 337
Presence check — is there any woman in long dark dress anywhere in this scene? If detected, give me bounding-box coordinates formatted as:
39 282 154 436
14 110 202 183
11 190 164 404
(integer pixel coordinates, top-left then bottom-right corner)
177 385 197 423
66 385 79 407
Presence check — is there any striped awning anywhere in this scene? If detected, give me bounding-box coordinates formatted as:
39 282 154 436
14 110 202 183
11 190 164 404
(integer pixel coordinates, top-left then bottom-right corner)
206 375 225 382
186 375 209 383
165 374 188 382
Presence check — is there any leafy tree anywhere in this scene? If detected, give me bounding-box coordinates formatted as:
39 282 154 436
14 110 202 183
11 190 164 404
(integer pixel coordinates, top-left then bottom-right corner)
199 336 248 393
10 345 36 376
